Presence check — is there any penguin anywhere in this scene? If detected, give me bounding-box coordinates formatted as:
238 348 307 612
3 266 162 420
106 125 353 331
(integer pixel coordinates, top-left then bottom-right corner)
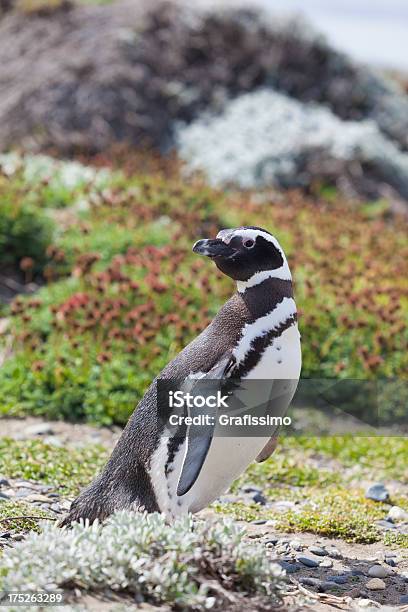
61 226 301 525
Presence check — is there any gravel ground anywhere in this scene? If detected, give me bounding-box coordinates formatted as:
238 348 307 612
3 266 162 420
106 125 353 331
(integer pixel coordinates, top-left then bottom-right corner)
1 418 407 610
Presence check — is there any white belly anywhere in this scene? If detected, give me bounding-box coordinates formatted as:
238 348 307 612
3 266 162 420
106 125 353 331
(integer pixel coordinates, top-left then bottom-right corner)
151 324 301 518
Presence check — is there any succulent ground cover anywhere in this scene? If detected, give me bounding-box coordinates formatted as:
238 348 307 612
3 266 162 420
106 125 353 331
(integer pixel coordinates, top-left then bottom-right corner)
0 154 407 425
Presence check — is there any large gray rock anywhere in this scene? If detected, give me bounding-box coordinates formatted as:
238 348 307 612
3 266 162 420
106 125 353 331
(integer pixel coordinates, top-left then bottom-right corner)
0 0 407 155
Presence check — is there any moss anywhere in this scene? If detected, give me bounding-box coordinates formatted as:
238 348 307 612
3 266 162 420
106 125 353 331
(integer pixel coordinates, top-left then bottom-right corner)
0 438 107 495
0 501 52 535
383 531 408 549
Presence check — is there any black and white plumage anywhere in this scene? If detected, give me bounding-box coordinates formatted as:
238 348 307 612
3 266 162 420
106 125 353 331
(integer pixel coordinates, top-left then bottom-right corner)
61 226 301 525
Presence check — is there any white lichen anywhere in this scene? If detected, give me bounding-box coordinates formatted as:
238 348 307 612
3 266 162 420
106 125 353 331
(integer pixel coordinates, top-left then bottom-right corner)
177 89 408 199
0 512 285 609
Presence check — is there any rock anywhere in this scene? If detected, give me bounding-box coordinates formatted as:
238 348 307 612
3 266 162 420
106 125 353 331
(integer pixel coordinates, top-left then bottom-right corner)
298 556 319 568
0 477 10 487
241 484 263 494
264 537 279 546
366 578 386 590
251 492 267 505
400 595 408 604
278 561 300 574
385 557 397 567
368 565 389 578
358 599 381 608
327 575 349 585
387 505 408 522
251 519 267 525
365 483 389 502
376 519 396 530
309 546 327 556
327 547 342 559
319 558 333 568
289 539 303 551
269 500 297 513
24 423 55 437
298 577 324 590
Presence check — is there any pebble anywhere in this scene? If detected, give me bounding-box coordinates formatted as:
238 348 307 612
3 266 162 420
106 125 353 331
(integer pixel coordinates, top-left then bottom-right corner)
327 547 342 559
264 537 279 546
376 519 396 530
298 556 319 568
0 477 10 487
327 575 349 585
0 492 9 501
366 578 386 591
358 599 381 608
298 577 324 590
309 546 327 556
24 423 55 437
365 483 389 502
251 492 267 505
242 484 263 494
351 570 365 576
385 557 397 567
278 561 300 574
387 505 408 522
319 558 333 568
251 519 267 525
400 595 408 604
368 565 389 578
289 539 303 551
270 500 297 513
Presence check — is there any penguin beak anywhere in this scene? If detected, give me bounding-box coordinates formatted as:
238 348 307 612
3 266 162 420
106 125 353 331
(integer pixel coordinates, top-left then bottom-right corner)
193 239 233 259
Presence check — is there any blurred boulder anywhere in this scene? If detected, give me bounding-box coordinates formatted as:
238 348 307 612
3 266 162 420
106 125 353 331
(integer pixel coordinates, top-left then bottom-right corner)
0 0 407 157
177 89 408 203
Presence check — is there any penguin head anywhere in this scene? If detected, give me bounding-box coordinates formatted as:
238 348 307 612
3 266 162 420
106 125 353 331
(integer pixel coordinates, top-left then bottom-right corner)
193 226 291 284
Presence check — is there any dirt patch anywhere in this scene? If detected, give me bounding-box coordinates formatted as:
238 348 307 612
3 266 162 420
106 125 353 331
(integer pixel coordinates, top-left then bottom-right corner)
0 416 120 449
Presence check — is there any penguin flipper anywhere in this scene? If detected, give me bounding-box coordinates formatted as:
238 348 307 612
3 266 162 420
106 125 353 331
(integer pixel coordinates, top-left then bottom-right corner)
176 354 234 497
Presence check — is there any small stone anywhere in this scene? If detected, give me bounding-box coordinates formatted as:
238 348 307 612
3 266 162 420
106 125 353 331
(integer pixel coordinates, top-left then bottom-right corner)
289 539 303 551
319 558 333 568
400 595 408 604
376 519 396 530
298 556 319 568
358 599 381 608
0 477 10 487
327 547 342 559
0 492 10 501
351 569 365 576
327 575 349 585
366 578 386 590
24 423 55 437
270 500 297 513
298 577 324 590
278 561 300 574
385 557 396 567
264 537 278 546
252 492 267 505
242 484 262 494
387 505 408 522
251 519 267 525
309 546 327 556
365 483 389 502
368 565 389 578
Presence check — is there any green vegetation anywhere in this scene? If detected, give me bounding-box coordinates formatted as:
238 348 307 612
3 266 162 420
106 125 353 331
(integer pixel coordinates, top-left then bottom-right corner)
0 438 107 495
0 182 54 276
0 501 52 535
0 154 406 425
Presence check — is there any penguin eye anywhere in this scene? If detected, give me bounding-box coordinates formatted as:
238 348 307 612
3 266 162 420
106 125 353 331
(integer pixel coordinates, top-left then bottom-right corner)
243 239 255 249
